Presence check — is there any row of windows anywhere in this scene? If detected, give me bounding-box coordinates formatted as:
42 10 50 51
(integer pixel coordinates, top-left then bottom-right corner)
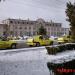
46 28 61 31
10 20 34 25
12 31 62 35
14 26 36 30
10 30 62 36
13 31 37 36
45 24 61 27
14 26 61 30
9 20 61 27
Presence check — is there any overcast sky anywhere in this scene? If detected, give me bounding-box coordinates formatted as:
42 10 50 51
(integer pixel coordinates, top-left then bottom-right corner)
0 0 75 27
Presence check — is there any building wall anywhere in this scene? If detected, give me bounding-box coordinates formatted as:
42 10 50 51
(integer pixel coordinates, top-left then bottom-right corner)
0 24 7 36
2 18 62 37
0 24 4 36
61 28 70 36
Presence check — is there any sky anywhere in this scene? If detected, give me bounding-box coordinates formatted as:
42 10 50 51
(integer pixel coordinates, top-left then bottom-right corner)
0 0 75 27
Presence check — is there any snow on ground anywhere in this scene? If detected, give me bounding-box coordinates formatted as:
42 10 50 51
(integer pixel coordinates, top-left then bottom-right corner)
0 48 47 62
0 47 75 75
0 48 50 75
47 50 75 64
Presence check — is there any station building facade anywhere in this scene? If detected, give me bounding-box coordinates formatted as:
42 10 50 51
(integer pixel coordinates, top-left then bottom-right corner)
1 18 63 37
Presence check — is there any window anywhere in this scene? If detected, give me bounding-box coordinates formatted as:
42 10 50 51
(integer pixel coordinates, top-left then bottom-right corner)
22 21 25 24
48 28 50 30
50 24 51 26
30 22 33 24
52 24 54 26
15 26 17 29
19 27 22 29
46 23 49 26
29 27 31 29
56 24 57 27
18 21 20 24
10 21 13 23
27 22 29 24
25 27 27 29
14 21 17 24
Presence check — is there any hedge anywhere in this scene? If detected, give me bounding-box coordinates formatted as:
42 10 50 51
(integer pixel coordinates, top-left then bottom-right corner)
46 43 75 55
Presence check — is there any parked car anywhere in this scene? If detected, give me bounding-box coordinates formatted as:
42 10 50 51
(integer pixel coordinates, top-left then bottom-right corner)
0 37 17 49
57 35 71 44
26 35 53 47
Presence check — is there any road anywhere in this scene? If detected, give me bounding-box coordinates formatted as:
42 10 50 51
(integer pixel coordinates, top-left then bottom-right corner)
14 40 28 48
0 47 50 75
16 42 28 48
16 40 58 49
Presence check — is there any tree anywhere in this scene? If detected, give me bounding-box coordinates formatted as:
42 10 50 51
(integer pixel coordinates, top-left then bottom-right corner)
37 25 47 35
66 2 75 42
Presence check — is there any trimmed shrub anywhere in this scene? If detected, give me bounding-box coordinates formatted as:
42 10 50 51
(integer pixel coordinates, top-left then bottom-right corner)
46 46 59 54
57 45 66 52
46 43 75 55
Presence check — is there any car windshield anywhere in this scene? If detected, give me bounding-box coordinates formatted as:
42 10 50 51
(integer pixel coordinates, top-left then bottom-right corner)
43 35 49 39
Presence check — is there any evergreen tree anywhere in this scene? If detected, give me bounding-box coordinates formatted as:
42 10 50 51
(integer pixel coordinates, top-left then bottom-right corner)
66 2 75 42
37 25 47 35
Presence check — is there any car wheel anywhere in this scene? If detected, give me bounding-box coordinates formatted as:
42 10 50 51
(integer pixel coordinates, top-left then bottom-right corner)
50 41 53 45
11 44 16 49
36 42 40 47
29 45 33 47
